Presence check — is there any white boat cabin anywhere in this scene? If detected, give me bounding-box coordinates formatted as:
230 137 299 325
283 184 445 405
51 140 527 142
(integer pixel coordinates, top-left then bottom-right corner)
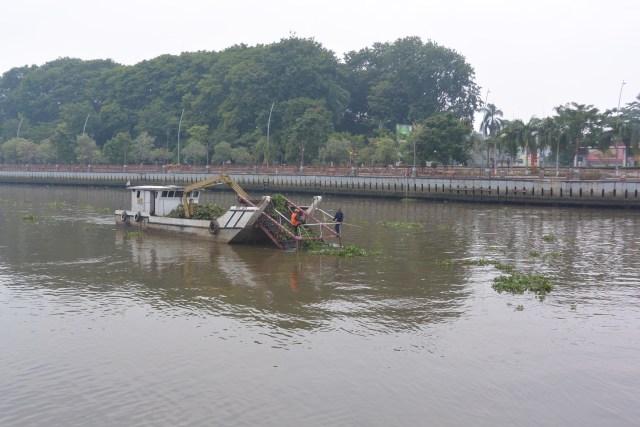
128 185 200 217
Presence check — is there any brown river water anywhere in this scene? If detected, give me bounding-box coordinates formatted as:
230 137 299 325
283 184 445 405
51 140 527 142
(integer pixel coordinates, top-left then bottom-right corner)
1 184 639 426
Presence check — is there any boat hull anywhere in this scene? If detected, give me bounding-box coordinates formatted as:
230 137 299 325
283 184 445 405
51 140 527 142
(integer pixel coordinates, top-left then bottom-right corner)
114 210 268 244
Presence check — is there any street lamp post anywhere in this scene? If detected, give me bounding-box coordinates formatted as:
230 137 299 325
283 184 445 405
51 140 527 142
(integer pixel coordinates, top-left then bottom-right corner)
177 109 184 164
615 80 626 175
266 102 274 170
16 117 24 138
412 138 417 177
82 114 90 136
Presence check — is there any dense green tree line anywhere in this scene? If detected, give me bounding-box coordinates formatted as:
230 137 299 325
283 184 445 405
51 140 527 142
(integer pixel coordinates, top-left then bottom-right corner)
1 35 638 168
0 36 480 167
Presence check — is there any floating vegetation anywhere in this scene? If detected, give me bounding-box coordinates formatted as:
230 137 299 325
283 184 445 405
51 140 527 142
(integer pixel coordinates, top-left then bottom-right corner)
514 304 524 311
167 203 226 220
310 244 380 257
47 201 68 208
437 258 516 273
377 220 423 229
529 250 540 258
542 251 561 262
492 261 515 273
22 214 37 221
436 256 550 297
81 204 111 214
436 224 452 232
435 260 453 267
125 231 143 238
542 234 556 243
492 272 553 295
462 258 492 267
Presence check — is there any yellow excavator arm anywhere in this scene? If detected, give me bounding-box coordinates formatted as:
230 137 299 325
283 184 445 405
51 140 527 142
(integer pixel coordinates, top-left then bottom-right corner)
182 173 251 218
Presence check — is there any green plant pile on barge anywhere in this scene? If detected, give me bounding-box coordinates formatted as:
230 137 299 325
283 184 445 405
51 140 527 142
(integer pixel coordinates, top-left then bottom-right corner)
167 203 226 220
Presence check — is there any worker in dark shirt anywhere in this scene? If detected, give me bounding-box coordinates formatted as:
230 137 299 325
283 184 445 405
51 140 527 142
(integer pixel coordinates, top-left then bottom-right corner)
332 208 344 235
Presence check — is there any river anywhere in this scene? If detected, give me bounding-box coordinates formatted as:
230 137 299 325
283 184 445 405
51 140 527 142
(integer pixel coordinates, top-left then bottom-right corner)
1 184 639 426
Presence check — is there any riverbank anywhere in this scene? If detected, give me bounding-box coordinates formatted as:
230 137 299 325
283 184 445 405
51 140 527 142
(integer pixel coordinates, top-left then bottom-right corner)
1 168 638 208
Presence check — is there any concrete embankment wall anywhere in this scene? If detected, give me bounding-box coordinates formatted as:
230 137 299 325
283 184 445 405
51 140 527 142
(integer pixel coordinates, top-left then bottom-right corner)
1 170 639 208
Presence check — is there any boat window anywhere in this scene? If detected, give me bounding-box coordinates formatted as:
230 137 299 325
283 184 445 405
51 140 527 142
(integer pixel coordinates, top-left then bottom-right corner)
193 191 199 198
136 190 140 198
167 191 174 198
176 191 184 198
161 191 168 197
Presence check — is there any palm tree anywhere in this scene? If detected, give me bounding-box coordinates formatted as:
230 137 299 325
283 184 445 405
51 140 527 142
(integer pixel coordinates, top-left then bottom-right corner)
497 119 523 165
480 103 505 137
523 117 542 167
479 103 504 165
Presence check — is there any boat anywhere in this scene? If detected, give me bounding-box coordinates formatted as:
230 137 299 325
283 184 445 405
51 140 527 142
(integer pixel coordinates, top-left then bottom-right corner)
114 173 341 250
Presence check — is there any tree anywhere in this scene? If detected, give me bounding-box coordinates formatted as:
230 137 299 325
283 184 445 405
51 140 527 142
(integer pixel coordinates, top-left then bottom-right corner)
36 138 57 164
554 103 601 166
480 103 505 138
231 147 251 165
371 137 399 166
497 120 523 162
479 103 504 164
129 132 156 164
1 138 20 163
50 122 75 163
283 105 334 167
186 125 210 163
341 36 480 135
318 134 351 166
75 134 102 164
409 113 473 166
103 132 133 164
181 140 208 165
211 141 232 165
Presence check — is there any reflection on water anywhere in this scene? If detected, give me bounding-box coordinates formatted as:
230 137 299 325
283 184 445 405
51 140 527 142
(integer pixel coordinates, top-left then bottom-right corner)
1 184 640 427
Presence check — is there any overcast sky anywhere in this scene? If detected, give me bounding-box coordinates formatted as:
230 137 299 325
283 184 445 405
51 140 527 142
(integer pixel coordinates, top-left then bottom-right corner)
2 0 638 126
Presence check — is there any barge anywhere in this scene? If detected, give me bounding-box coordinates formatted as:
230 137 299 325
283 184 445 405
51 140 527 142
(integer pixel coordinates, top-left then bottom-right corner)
115 174 341 250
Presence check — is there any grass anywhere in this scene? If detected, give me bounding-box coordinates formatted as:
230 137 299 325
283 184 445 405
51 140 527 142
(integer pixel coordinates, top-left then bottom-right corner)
22 214 37 221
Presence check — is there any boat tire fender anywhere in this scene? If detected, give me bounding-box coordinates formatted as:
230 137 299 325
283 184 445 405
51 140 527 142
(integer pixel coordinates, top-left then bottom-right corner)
120 211 128 222
209 220 220 235
134 212 142 222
